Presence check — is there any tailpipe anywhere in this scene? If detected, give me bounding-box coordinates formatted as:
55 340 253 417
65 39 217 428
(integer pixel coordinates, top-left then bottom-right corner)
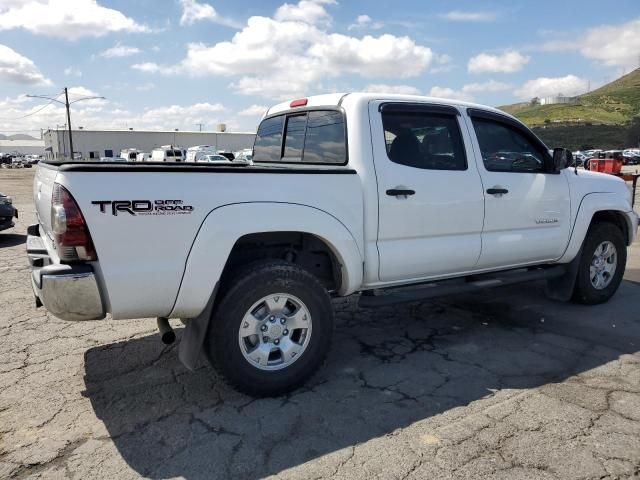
157 317 176 345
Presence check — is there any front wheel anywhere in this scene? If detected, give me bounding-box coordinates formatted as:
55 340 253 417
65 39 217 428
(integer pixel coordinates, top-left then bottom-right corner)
204 261 334 397
572 222 626 305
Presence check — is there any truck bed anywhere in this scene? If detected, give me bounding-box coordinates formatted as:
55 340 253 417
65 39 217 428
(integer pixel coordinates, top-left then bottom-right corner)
34 161 363 319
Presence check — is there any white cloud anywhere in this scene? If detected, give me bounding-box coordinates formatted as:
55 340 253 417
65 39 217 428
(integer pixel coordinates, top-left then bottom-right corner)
64 66 82 77
579 18 640 69
274 0 334 25
143 0 435 99
238 104 269 116
100 44 141 58
0 44 51 85
348 14 383 30
428 86 473 102
440 10 497 22
178 0 238 27
0 0 150 40
131 62 161 73
462 80 511 93
363 84 421 95
514 75 588 99
468 50 529 73
180 0 216 25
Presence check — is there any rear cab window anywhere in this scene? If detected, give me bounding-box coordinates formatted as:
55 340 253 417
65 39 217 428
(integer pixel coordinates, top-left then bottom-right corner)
380 105 467 171
253 109 347 165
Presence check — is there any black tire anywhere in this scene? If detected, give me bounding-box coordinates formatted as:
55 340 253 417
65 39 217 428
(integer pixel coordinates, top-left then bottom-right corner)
204 260 334 397
572 222 626 305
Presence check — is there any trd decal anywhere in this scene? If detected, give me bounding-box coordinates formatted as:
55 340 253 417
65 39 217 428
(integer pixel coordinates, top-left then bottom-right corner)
92 200 194 216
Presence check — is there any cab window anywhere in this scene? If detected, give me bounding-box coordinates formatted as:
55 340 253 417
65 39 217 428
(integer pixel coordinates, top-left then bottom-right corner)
472 118 545 173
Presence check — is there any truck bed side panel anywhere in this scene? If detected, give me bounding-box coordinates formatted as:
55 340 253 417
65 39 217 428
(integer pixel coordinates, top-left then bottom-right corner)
55 168 362 319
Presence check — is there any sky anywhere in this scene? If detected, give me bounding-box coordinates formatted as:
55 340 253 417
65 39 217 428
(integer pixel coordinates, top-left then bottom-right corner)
0 0 638 136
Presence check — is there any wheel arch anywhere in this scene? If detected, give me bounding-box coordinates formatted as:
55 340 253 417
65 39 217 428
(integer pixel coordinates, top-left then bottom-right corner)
559 192 635 263
169 202 363 319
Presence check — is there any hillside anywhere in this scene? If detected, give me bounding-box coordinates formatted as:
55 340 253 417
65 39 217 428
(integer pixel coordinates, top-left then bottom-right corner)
500 68 640 127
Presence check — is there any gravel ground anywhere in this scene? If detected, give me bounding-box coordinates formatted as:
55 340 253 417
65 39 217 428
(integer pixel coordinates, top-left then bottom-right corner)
1 168 639 480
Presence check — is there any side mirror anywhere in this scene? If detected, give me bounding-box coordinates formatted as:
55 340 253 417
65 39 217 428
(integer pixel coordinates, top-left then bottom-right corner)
552 148 573 172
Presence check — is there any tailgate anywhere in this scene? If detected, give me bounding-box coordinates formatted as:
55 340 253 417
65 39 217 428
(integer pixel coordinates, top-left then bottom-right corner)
33 164 57 237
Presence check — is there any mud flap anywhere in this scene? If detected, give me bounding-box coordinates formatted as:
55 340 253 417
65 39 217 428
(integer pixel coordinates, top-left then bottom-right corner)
178 282 218 371
545 247 582 302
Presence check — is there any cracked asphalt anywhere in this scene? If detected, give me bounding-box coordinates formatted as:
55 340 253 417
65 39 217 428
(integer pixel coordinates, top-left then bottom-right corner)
1 168 640 480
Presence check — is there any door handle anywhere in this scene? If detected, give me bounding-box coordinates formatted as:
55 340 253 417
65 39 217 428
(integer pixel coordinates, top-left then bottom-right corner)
486 187 509 195
386 188 415 197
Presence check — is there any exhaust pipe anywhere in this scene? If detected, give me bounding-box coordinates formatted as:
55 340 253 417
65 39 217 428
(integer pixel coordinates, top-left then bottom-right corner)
157 317 176 345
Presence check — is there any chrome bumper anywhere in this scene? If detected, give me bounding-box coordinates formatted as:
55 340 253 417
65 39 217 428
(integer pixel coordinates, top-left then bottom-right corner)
27 224 105 321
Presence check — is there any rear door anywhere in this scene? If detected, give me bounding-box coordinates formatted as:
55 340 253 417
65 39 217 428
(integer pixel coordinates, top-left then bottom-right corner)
370 102 485 282
465 110 571 269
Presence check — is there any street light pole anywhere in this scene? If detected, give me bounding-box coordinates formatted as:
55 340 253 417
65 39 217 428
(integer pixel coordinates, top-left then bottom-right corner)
64 88 74 160
27 88 105 160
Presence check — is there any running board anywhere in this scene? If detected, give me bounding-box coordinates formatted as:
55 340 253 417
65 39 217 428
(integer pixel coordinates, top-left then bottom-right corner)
358 266 566 308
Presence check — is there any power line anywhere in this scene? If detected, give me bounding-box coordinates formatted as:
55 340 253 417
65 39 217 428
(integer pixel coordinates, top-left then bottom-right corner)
0 92 63 120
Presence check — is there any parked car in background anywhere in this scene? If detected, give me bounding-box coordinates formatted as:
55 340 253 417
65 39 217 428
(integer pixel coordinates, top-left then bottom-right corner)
622 152 639 165
136 152 152 162
196 154 232 163
151 145 184 162
120 148 140 161
216 151 235 161
0 192 18 232
186 145 216 162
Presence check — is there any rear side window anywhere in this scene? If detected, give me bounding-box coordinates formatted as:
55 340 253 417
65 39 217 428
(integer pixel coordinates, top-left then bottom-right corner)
166 150 174 157
253 110 346 165
381 108 467 170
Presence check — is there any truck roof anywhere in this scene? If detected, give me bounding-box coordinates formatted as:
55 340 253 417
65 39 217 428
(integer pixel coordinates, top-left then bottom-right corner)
265 92 516 121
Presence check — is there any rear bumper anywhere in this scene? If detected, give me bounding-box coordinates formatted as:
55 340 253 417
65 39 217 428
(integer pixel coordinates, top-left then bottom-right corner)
27 224 105 321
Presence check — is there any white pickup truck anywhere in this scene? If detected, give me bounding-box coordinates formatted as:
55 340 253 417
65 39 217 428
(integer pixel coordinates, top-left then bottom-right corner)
27 93 638 396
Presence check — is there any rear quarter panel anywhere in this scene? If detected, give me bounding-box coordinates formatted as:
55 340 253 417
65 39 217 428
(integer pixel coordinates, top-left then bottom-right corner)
57 168 362 319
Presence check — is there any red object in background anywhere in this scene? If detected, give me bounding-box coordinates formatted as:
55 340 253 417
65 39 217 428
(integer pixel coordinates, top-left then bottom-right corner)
586 158 623 174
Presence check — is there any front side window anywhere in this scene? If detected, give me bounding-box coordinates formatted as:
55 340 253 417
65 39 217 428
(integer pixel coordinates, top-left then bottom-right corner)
472 118 545 173
253 110 346 165
381 108 467 170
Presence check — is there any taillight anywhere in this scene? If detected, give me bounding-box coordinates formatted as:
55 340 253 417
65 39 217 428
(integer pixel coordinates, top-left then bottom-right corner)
51 183 97 262
290 98 308 108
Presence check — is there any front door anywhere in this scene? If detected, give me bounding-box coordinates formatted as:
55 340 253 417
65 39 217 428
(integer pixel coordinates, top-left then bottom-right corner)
370 102 485 283
465 111 571 269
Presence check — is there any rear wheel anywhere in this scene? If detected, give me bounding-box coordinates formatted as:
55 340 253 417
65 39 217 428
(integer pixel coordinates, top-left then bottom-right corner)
204 261 334 397
572 222 626 305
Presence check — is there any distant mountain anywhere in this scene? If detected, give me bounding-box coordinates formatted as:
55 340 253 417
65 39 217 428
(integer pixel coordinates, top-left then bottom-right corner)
500 68 640 127
7 133 38 141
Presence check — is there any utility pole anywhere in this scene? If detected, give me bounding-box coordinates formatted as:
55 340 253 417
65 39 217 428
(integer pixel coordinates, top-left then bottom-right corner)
64 88 74 160
195 123 204 132
27 88 105 160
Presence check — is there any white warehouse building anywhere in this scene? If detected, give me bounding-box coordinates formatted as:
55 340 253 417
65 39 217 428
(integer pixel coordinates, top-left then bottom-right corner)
43 128 256 160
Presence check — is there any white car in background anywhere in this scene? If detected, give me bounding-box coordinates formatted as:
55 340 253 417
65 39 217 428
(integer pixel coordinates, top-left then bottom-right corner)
151 145 184 162
196 154 232 163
